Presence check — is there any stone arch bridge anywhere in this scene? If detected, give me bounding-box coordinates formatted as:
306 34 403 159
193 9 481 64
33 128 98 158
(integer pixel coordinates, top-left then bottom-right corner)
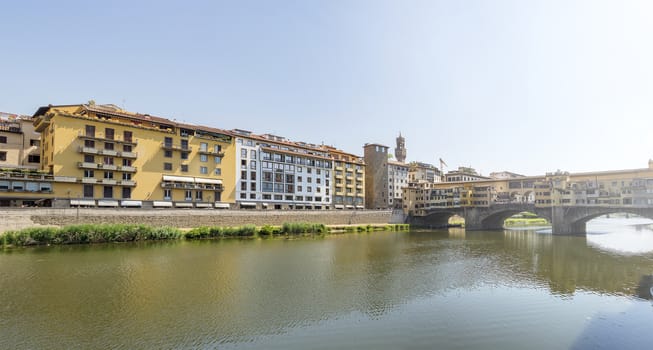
408 203 653 235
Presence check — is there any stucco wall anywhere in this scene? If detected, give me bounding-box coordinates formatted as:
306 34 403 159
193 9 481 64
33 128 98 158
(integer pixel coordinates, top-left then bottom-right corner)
0 208 396 232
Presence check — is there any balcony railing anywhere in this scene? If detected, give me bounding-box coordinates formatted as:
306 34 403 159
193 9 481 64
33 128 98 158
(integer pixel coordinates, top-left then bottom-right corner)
99 164 117 170
118 165 137 172
78 132 137 145
161 143 192 152
197 148 225 157
119 151 138 158
78 162 99 169
78 146 99 154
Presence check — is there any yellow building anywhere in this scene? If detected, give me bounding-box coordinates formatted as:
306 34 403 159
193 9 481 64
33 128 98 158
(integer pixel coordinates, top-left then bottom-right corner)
32 103 235 208
328 147 365 209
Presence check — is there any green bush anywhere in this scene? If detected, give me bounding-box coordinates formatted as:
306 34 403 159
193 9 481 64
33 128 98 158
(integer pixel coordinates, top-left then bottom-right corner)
259 225 274 236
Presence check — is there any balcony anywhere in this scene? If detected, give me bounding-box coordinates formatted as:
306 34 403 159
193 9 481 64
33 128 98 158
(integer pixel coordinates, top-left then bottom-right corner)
101 179 117 185
81 178 97 184
99 164 118 170
161 143 192 152
356 169 363 174
119 180 136 186
98 149 118 156
119 151 138 158
78 132 137 145
78 146 99 154
119 165 137 172
78 162 99 169
197 148 225 157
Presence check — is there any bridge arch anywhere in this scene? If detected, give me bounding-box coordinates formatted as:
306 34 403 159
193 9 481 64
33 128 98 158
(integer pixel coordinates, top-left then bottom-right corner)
480 209 527 230
566 208 653 230
411 210 459 228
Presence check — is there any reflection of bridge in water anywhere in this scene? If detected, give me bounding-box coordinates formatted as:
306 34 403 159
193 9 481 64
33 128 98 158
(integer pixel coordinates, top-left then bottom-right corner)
406 166 653 234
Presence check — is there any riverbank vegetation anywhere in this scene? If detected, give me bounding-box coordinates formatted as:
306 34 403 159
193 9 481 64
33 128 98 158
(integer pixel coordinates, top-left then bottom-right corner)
1 223 410 247
504 212 550 227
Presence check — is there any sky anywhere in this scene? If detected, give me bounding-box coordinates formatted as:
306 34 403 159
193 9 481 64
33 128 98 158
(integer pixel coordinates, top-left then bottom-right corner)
2 0 653 176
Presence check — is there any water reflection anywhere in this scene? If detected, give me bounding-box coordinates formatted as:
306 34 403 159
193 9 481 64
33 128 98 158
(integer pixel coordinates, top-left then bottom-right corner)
586 217 653 255
2 228 653 349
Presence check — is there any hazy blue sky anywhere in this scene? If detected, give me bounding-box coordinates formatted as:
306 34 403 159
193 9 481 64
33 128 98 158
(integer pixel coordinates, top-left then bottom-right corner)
2 0 652 175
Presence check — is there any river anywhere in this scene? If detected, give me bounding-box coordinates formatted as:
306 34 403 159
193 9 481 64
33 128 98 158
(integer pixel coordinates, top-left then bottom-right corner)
2 218 653 349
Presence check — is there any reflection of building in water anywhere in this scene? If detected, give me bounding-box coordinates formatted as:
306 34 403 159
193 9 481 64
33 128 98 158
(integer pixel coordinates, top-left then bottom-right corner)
637 275 653 300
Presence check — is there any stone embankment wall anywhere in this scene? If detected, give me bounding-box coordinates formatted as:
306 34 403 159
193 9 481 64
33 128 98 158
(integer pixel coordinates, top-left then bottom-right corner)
0 208 398 233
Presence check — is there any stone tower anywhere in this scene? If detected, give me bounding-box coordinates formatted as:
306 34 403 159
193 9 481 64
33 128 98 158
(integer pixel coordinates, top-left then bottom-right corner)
395 133 406 163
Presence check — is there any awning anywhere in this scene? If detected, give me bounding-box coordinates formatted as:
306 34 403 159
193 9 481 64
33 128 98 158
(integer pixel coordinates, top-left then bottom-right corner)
195 203 212 208
239 202 256 207
334 204 345 209
98 200 119 207
175 202 194 208
214 203 230 209
121 200 142 207
356 205 365 209
153 201 173 207
162 175 195 183
346 205 354 209
261 203 268 207
194 177 222 185
71 199 95 206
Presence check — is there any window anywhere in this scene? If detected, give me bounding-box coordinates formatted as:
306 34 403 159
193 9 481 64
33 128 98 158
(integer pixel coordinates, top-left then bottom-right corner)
104 172 113 179
246 140 253 146
241 181 247 191
181 152 189 160
214 145 222 153
250 160 256 169
0 136 7 144
196 191 203 200
214 168 221 175
200 166 208 174
307 168 312 174
28 155 40 163
214 156 221 164
164 137 173 147
123 131 132 142
84 155 94 163
123 144 132 152
251 150 257 159
83 184 94 198
185 190 192 200
164 163 172 171
103 186 113 199
30 139 40 147
103 157 114 165
181 164 188 172
164 150 172 158
200 142 208 152
104 128 114 140
181 139 189 150
250 172 256 180
122 173 131 180
105 142 114 150
84 140 95 148
200 154 208 162
85 125 95 137
241 149 248 158
250 182 256 191
241 171 247 179
122 187 131 199
122 159 131 166
84 170 94 178
164 189 171 200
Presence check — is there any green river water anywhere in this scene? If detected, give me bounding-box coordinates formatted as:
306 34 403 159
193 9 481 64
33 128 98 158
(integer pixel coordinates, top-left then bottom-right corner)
2 217 653 349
